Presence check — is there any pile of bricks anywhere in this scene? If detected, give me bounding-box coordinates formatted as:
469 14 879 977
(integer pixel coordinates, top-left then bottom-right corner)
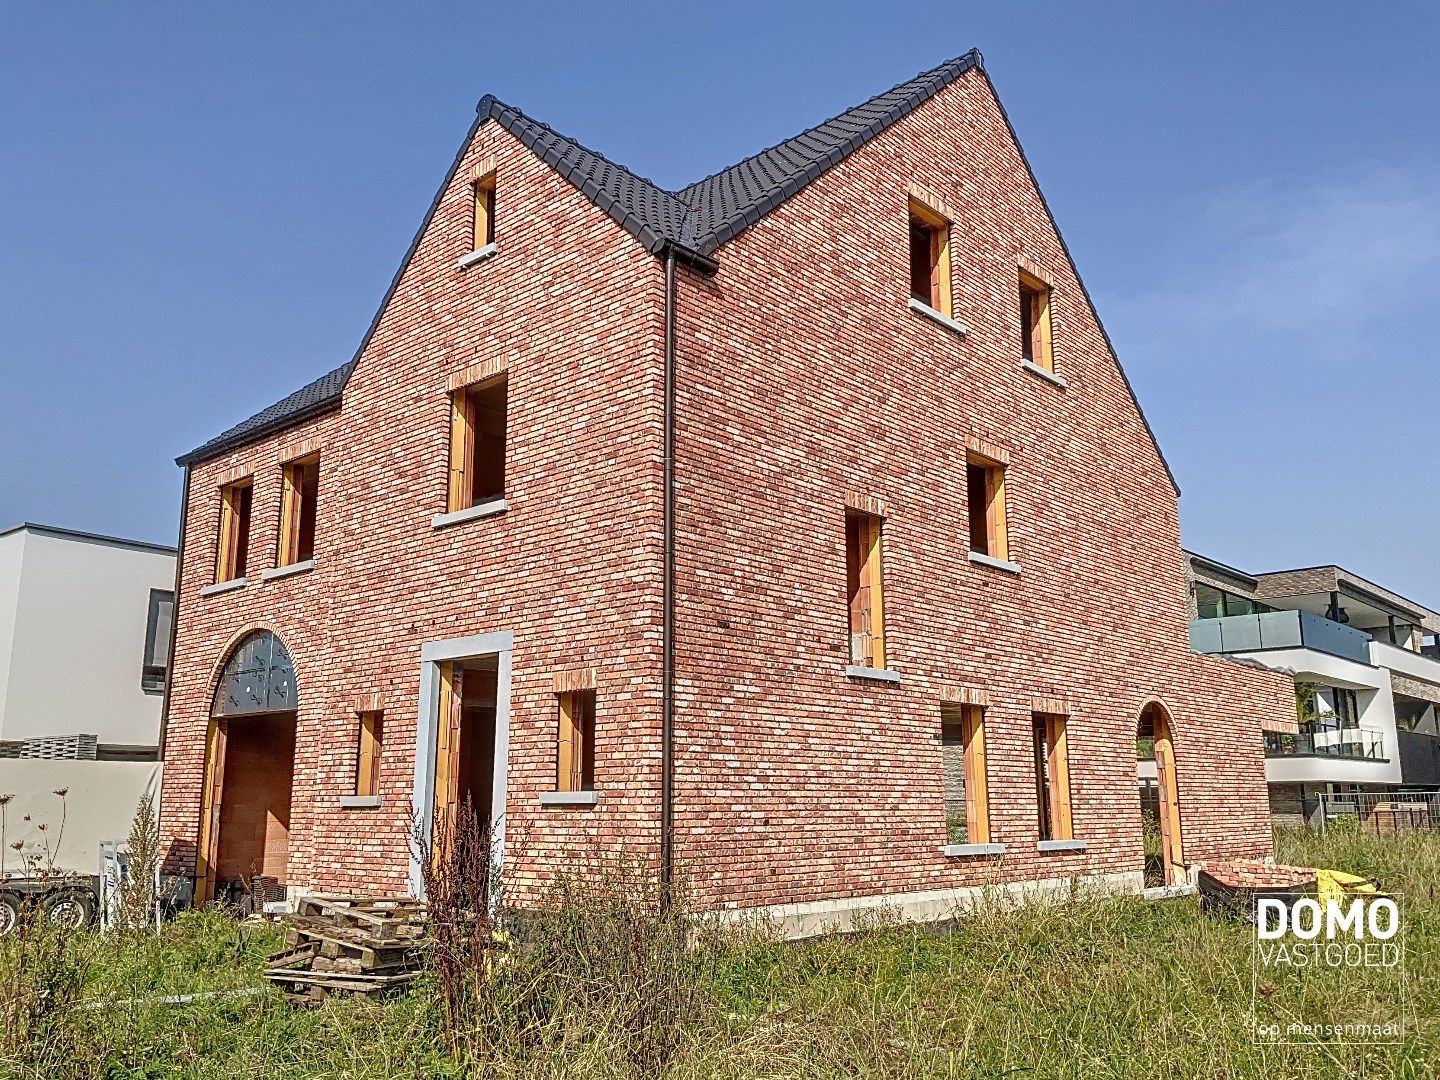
1201 860 1317 889
264 895 427 1003
1197 860 1317 922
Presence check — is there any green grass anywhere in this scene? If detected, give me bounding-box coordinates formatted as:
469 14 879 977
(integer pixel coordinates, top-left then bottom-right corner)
2 827 1436 1078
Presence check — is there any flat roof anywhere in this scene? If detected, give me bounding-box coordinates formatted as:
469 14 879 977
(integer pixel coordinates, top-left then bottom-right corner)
0 522 177 557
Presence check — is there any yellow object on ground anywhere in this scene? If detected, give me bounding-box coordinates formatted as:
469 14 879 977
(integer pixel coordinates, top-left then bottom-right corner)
1316 868 1379 904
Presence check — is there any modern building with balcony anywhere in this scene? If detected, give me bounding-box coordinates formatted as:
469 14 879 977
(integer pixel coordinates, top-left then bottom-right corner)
1186 553 1440 827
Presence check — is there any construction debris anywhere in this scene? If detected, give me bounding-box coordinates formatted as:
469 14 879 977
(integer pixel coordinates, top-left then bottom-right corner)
263 894 428 1003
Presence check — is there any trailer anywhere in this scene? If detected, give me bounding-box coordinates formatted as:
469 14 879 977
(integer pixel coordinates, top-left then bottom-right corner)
0 873 101 936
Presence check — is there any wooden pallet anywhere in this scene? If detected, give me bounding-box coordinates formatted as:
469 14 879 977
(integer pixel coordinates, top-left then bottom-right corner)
264 894 428 1001
293 896 426 941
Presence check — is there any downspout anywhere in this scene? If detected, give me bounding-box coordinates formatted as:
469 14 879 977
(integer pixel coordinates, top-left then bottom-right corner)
661 249 677 901
659 241 715 903
157 465 191 763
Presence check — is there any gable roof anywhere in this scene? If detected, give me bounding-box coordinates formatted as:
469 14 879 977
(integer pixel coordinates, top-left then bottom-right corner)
179 48 1173 492
179 52 983 466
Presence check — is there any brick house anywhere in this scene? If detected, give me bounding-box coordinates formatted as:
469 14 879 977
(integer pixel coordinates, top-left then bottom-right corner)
158 51 1294 929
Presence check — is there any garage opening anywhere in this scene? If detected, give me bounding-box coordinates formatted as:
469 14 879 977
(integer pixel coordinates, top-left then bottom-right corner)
195 631 299 906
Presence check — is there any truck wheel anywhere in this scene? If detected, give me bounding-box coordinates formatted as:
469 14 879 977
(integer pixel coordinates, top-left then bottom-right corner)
43 889 95 931
0 894 19 937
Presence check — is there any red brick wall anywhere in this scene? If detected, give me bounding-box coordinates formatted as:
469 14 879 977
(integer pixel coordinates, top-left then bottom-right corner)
667 67 1293 909
161 65 1292 912
159 118 669 896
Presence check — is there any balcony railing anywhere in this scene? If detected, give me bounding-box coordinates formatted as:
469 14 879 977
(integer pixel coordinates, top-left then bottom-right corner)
1190 608 1372 665
1264 721 1385 761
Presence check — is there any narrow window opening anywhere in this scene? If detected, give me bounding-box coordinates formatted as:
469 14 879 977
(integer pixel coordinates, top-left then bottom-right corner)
908 202 952 316
1019 271 1053 371
845 510 885 669
278 454 319 566
356 711 383 797
557 690 596 792
473 174 496 250
216 479 253 582
942 704 989 844
965 454 1008 561
448 375 508 512
1032 713 1073 841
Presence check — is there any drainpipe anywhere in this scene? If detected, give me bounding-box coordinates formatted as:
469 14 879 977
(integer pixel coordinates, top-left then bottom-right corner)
661 250 677 902
659 241 716 904
157 465 191 763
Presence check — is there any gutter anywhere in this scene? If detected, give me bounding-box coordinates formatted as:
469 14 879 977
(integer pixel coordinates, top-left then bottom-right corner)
157 465 191 762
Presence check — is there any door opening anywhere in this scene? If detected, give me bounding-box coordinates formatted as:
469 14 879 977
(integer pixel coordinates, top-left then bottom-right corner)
432 655 500 856
1137 701 1183 886
195 630 299 906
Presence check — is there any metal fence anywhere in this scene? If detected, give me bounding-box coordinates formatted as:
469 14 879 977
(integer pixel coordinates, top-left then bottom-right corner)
1312 790 1440 834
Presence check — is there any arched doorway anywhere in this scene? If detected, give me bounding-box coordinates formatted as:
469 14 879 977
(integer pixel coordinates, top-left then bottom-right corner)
194 631 299 905
1137 701 1183 886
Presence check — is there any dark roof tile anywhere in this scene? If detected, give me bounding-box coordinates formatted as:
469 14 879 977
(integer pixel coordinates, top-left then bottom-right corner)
177 362 352 465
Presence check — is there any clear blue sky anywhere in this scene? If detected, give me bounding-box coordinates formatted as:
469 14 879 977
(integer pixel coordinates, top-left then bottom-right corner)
2 3 1436 606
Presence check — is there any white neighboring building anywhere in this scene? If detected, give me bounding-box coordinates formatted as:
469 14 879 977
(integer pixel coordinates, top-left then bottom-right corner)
1186 553 1440 828
0 524 175 876
0 523 176 754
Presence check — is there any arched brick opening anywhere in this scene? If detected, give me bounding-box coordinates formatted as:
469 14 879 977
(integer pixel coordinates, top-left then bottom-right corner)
194 630 299 906
1138 699 1184 886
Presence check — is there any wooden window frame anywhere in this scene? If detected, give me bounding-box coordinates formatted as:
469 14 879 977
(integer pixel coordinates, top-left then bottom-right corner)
909 200 953 317
215 478 253 583
943 704 990 845
1019 269 1053 371
473 173 496 251
356 711 383 797
447 375 507 513
845 510 886 669
277 454 319 567
556 689 596 793
965 453 1008 561
1032 713 1073 841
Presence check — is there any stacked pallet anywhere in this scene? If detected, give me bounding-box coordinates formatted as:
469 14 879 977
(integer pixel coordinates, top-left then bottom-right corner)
264 895 428 1002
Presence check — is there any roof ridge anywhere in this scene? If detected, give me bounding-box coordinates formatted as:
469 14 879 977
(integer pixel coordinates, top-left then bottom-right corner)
477 94 692 254
477 94 688 204
675 51 980 202
675 49 982 254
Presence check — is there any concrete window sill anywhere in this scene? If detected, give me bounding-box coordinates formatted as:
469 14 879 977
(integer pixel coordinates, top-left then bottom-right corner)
1036 839 1088 853
432 498 509 530
1022 359 1068 389
261 559 315 581
968 551 1021 575
943 843 1006 858
199 578 247 597
538 790 599 807
907 297 969 337
845 666 901 684
457 242 498 269
340 795 383 809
